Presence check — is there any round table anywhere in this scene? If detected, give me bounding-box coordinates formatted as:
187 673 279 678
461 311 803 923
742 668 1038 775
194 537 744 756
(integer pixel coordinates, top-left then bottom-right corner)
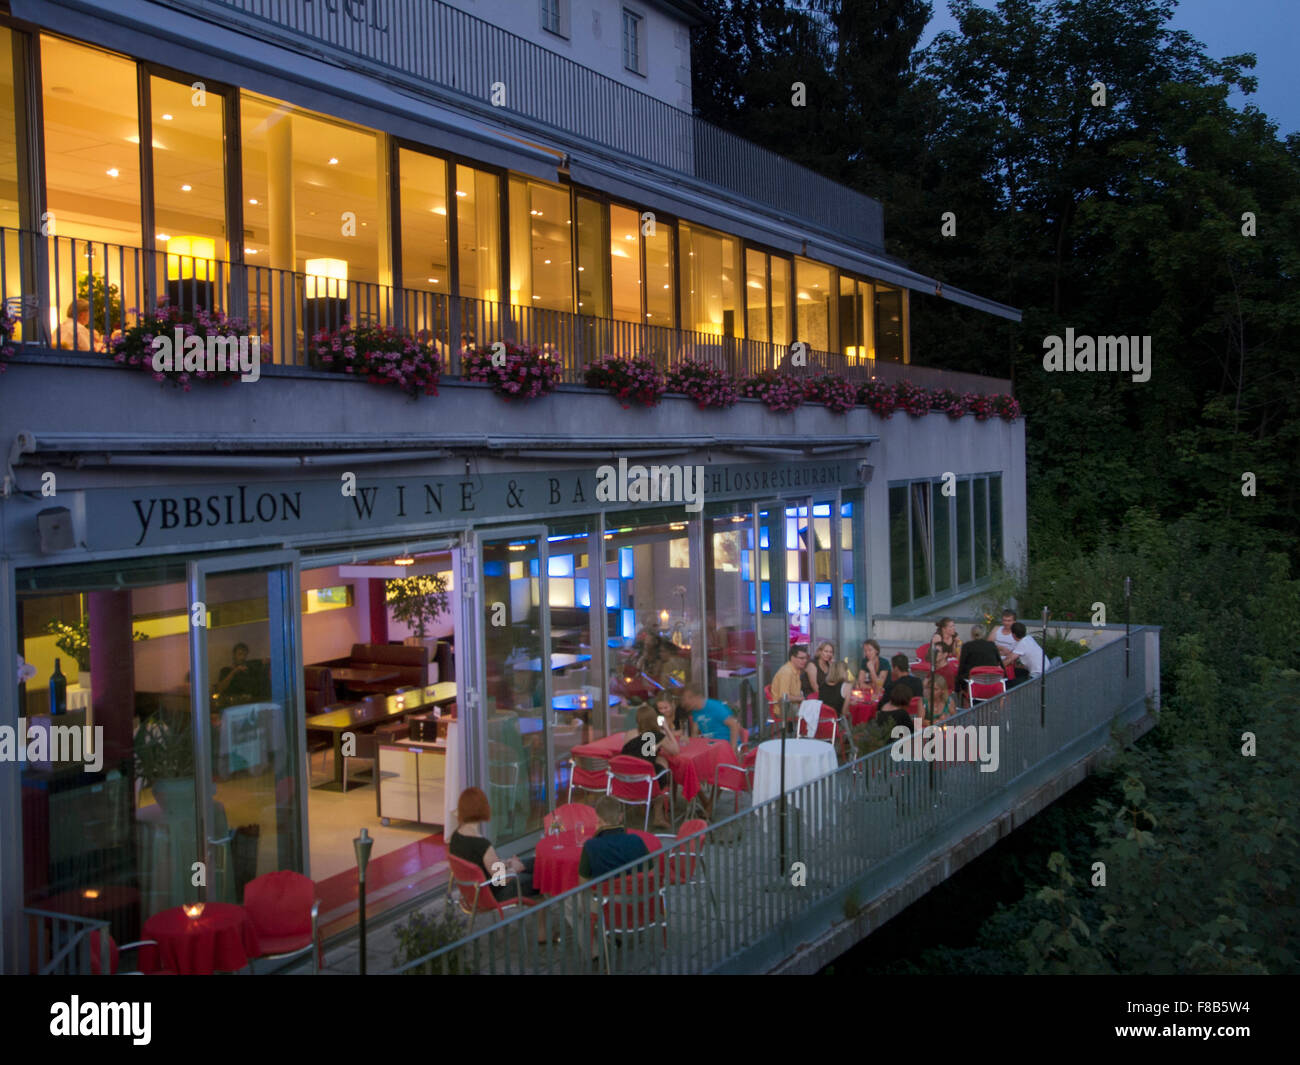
533 828 662 895
752 738 838 805
139 902 261 975
846 690 881 726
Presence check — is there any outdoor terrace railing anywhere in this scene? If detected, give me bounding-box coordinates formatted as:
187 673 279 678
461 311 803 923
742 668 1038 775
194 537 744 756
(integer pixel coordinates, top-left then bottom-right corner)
158 0 884 246
23 908 112 976
387 628 1155 975
0 229 1009 393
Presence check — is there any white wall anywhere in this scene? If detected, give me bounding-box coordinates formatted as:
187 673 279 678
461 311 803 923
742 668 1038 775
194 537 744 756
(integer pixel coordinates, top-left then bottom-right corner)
442 0 693 109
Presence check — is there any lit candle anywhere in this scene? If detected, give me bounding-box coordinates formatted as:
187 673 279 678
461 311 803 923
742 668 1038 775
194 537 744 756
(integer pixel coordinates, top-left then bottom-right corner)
183 902 206 919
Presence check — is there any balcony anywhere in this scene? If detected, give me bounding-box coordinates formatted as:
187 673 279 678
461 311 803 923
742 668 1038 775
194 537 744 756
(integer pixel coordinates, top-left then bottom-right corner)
154 0 885 250
0 230 1009 395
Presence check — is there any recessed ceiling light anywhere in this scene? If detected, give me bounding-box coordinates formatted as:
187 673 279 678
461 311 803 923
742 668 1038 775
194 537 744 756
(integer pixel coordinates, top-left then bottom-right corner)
156 232 171 241
532 295 540 300
181 184 192 191
394 556 415 566
328 157 339 165
455 190 467 198
161 113 173 121
578 266 584 272
248 198 259 205
543 259 551 264
432 206 446 215
106 168 119 178
245 247 258 254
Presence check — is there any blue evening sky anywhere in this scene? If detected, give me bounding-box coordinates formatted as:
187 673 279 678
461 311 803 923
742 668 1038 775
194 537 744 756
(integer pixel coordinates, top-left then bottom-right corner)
921 0 1300 137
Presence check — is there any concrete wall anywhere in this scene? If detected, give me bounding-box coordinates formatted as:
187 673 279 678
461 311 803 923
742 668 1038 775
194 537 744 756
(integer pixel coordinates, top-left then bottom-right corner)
442 0 692 109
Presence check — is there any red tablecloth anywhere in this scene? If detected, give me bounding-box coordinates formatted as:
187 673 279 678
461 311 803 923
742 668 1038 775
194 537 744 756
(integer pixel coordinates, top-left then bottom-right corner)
846 692 881 725
533 828 662 896
140 903 260 975
666 738 733 801
571 734 626 763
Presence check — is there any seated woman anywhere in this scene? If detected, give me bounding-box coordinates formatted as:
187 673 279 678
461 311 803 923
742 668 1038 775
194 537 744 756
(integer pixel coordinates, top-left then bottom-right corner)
449 786 542 902
857 638 890 694
621 702 681 780
808 641 846 714
926 617 962 708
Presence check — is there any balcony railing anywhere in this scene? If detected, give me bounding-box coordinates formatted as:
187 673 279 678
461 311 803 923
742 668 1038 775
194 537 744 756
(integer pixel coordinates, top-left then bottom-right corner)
157 0 884 246
385 629 1156 975
0 229 1008 394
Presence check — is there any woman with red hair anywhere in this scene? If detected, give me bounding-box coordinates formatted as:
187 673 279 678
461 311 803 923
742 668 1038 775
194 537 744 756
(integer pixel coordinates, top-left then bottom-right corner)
448 786 542 901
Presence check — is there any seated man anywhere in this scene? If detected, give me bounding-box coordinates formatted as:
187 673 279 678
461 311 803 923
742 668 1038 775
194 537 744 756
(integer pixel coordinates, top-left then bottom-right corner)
769 644 812 727
955 624 1005 692
991 609 1019 662
579 796 652 882
1005 621 1045 687
679 684 742 751
882 653 924 706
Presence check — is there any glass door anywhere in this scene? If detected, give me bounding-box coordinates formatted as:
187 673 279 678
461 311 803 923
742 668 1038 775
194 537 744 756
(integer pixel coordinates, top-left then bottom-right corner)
188 551 303 904
756 504 789 721
476 527 552 845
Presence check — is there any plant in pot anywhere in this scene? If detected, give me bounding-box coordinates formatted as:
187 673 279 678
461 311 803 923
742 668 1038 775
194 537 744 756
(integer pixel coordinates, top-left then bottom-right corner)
387 573 452 657
133 710 197 816
46 616 149 694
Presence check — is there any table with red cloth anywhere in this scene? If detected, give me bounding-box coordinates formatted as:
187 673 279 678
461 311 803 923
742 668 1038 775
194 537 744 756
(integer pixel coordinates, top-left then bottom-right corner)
846 690 882 726
533 828 663 896
571 733 625 763
139 902 260 975
572 734 731 803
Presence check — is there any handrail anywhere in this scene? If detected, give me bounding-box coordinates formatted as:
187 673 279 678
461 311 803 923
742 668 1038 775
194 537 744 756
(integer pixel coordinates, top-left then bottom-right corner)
24 907 112 976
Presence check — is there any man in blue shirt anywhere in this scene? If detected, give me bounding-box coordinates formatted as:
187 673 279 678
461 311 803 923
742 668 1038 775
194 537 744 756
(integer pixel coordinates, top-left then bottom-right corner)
579 796 652 880
680 684 742 751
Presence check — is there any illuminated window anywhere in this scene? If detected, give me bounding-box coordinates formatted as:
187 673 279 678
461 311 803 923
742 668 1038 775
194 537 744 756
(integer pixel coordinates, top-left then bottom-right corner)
509 175 571 312
795 257 834 353
681 224 739 337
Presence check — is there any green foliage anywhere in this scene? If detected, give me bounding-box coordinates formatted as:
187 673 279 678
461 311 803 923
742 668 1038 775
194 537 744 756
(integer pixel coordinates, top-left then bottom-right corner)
385 574 451 640
133 711 196 788
45 615 149 671
393 903 469 974
77 274 123 337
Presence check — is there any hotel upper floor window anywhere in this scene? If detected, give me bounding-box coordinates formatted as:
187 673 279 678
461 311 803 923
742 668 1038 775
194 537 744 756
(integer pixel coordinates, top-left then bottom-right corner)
680 223 740 338
509 175 572 313
795 256 835 354
874 283 907 362
622 9 645 74
744 248 792 353
540 0 569 38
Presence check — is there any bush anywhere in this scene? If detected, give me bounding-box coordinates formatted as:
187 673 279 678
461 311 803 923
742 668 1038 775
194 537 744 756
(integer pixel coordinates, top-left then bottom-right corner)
109 304 267 391
665 358 738 408
802 373 857 413
894 379 931 416
739 369 804 412
463 341 562 400
856 379 897 417
584 354 666 407
308 321 441 396
392 903 469 974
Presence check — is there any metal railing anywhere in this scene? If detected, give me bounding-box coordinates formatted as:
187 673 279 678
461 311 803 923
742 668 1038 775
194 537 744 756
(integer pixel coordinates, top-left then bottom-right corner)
388 629 1155 974
1 229 1010 393
24 908 112 975
158 0 883 245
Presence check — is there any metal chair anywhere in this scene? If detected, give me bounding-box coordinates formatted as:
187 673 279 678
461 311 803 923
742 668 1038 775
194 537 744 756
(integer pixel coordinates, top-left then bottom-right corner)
608 754 673 831
447 854 537 932
567 760 610 804
243 870 323 974
965 666 1007 706
488 740 522 833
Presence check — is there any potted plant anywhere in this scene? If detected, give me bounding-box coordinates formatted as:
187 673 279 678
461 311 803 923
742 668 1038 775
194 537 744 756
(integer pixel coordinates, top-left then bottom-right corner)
387 574 452 655
133 710 197 815
45 616 148 694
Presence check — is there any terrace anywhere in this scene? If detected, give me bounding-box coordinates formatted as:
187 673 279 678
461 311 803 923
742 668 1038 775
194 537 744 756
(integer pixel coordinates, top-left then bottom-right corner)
0 230 1010 395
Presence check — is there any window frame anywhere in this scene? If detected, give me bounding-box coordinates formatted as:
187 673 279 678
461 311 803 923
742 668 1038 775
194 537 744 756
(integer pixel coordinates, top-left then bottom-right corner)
622 8 645 76
540 0 569 40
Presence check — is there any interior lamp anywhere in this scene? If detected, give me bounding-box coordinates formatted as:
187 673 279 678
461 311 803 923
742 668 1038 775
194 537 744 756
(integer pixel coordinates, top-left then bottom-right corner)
166 235 216 281
305 257 348 298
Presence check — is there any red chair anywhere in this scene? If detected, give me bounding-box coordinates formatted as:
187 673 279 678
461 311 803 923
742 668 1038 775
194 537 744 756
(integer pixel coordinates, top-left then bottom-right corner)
966 666 1007 706
608 754 673 830
243 870 323 973
795 704 838 744
594 869 667 971
544 802 599 834
566 760 610 803
714 746 759 817
655 818 709 886
447 854 537 930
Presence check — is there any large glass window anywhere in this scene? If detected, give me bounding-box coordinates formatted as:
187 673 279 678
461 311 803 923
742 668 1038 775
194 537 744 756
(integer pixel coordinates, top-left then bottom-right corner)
609 203 641 324
704 504 759 732
795 257 834 353
932 482 952 595
839 490 866 652
644 219 674 326
974 477 990 580
770 256 790 347
509 175 571 312
909 483 931 602
680 223 738 337
875 283 905 362
397 149 448 297
745 248 767 343
0 28 21 306
956 478 973 585
152 75 228 316
575 195 609 318
990 474 1004 566
889 485 909 608
456 164 500 302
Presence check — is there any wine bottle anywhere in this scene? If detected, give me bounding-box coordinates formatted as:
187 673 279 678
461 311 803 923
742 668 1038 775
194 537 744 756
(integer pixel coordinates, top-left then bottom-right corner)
49 658 68 716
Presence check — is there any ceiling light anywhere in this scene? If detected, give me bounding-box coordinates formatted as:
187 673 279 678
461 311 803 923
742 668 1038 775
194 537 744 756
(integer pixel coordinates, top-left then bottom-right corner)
394 556 415 566
161 113 173 121
181 184 192 192
432 206 446 215
327 157 339 165
578 266 585 272
455 189 468 197
248 198 259 205
156 232 171 241
543 259 551 264
106 168 119 178
245 247 258 254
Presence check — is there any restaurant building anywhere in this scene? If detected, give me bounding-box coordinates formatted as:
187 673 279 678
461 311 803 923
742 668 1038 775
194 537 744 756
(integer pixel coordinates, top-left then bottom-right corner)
0 0 1023 971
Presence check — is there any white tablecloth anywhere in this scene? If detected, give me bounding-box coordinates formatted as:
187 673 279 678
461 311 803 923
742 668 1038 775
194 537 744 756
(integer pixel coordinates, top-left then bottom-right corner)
752 738 838 805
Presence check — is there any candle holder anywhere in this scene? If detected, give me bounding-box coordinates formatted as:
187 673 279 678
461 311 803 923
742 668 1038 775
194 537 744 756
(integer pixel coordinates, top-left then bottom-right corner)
183 902 206 919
